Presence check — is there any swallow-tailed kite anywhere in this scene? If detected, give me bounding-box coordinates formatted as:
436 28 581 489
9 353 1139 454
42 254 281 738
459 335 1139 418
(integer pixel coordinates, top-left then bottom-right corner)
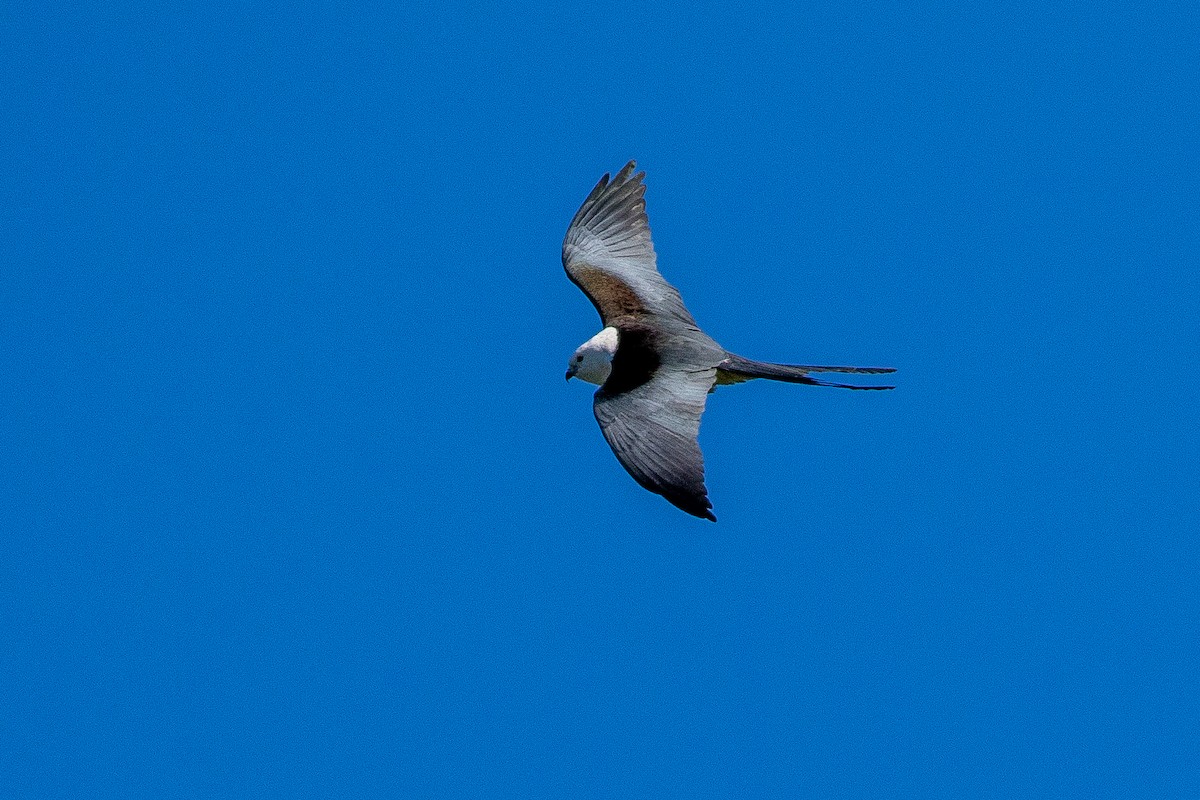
563 161 895 521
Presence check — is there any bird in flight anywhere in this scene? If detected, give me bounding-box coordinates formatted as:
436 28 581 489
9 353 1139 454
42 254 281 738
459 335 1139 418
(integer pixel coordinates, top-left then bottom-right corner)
562 161 896 521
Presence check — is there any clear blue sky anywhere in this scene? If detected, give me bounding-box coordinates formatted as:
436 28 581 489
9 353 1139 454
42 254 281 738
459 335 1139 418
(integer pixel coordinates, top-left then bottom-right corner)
3 1 1197 797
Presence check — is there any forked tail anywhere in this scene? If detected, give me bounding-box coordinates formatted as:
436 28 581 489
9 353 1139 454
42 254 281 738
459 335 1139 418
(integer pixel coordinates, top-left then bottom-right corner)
717 354 896 390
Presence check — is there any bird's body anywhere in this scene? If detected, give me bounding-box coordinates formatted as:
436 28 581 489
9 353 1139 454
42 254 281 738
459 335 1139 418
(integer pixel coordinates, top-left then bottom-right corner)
563 161 894 521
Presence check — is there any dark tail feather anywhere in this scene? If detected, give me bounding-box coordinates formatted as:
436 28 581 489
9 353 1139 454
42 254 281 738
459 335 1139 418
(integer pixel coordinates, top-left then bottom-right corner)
799 375 894 390
785 364 896 375
718 354 896 390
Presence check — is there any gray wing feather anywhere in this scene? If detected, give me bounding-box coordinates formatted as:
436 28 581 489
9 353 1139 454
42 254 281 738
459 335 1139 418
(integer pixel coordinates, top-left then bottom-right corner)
594 365 718 521
562 161 697 326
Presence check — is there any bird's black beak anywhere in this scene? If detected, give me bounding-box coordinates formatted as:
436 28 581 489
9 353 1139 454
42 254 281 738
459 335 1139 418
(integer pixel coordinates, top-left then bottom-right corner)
565 369 574 382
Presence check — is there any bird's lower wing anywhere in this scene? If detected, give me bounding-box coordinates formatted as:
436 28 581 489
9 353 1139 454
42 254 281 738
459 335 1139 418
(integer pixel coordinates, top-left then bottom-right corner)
593 366 718 521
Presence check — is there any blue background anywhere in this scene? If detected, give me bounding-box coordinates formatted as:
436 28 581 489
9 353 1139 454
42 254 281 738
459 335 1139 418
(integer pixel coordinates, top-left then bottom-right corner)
3 1 1197 797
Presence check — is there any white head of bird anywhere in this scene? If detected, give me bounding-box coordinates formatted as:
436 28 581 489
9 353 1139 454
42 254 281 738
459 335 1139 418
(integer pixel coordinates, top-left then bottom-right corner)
565 327 618 385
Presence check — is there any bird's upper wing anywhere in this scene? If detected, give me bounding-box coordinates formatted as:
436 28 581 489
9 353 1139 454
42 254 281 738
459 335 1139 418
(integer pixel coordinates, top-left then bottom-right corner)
593 325 718 521
562 161 697 327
